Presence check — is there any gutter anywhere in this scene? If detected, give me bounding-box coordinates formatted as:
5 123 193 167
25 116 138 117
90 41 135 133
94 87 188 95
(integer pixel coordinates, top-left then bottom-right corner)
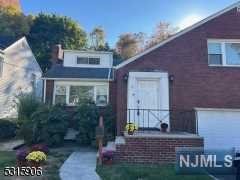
107 68 112 81
41 77 114 81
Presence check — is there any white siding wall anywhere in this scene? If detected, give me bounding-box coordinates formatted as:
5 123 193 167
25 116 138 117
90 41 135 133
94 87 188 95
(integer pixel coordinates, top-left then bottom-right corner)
63 51 113 68
0 38 43 118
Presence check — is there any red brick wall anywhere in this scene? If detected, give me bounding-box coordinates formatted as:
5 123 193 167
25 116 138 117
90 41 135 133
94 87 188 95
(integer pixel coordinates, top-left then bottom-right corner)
115 8 240 135
45 80 54 104
115 136 204 164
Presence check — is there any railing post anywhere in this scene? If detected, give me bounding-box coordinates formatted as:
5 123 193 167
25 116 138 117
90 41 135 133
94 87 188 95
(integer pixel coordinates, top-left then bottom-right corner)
96 116 104 165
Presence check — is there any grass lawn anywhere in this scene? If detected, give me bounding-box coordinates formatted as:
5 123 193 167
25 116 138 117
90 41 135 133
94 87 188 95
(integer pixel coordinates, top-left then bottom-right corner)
96 164 212 180
0 151 16 169
0 146 74 180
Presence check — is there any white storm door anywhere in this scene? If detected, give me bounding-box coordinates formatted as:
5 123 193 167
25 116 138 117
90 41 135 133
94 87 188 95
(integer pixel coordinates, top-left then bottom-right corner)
135 79 160 128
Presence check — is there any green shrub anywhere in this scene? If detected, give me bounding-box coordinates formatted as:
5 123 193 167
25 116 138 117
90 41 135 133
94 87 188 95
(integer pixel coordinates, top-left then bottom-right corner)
74 100 116 146
74 99 99 146
0 119 17 140
16 93 41 125
101 105 116 143
31 105 69 147
16 93 42 144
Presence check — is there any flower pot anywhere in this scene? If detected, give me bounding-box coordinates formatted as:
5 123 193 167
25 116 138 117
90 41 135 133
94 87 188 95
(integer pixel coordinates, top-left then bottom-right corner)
161 123 168 132
28 161 42 168
103 159 113 165
128 130 134 135
17 160 27 167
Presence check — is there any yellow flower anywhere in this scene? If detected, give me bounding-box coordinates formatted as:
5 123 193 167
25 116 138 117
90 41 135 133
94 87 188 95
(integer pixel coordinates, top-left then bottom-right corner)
125 123 138 132
26 151 47 162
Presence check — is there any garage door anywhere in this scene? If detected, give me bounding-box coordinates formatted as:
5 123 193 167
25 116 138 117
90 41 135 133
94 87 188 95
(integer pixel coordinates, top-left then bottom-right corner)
197 108 240 150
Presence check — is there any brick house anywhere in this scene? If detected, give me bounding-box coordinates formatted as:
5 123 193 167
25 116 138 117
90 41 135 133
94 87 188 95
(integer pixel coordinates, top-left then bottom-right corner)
44 2 240 163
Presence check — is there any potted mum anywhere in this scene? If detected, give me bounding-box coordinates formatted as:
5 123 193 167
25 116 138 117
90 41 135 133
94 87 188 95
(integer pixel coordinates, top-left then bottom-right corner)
16 148 29 166
26 151 47 167
125 123 138 135
102 150 114 165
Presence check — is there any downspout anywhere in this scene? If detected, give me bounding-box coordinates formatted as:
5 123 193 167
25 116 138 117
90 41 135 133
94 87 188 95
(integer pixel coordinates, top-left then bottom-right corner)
107 68 112 81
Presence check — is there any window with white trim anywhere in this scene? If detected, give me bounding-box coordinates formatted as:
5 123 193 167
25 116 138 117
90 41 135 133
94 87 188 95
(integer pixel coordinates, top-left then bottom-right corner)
69 86 94 104
77 57 100 65
96 85 108 106
54 84 108 106
208 40 240 66
55 85 67 105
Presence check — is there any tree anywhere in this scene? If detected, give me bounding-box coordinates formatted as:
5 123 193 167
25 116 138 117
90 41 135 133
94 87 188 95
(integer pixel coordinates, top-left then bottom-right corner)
116 32 145 60
146 22 177 49
27 13 87 71
0 0 21 13
0 7 32 45
89 26 105 50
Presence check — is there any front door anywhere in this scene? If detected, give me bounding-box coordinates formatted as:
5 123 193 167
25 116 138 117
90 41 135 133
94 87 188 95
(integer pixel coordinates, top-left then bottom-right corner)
137 80 160 128
127 72 170 130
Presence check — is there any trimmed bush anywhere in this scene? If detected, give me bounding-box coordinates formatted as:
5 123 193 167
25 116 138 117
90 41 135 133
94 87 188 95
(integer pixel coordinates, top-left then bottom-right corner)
74 100 116 146
0 119 17 140
101 105 116 143
31 105 69 147
74 99 99 146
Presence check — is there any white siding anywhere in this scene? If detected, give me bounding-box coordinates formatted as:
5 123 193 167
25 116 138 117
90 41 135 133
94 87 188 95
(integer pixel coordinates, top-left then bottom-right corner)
0 37 43 118
63 51 113 68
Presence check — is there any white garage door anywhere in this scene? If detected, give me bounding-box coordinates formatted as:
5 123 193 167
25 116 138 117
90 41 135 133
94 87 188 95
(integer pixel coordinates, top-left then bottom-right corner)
197 109 240 150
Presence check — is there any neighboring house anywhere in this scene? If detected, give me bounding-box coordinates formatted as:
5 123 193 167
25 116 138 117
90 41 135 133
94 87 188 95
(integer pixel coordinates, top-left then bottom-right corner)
44 2 240 159
0 37 43 118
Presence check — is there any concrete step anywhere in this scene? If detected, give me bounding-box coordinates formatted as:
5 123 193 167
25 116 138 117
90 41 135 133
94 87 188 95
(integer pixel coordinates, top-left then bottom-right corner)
64 128 79 140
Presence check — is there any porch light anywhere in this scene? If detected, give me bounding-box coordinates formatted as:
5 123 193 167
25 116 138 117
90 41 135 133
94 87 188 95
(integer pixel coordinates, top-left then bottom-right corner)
123 74 128 82
169 75 174 82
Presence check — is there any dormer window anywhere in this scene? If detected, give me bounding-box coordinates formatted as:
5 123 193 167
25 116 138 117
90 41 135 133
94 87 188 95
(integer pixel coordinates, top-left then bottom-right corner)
77 56 100 65
208 40 240 66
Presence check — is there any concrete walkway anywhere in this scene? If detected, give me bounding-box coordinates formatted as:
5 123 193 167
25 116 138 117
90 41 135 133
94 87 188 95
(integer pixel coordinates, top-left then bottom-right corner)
60 151 101 180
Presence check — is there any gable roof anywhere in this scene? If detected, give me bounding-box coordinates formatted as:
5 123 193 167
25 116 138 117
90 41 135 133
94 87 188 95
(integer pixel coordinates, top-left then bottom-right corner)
0 36 16 49
3 37 42 73
115 1 240 69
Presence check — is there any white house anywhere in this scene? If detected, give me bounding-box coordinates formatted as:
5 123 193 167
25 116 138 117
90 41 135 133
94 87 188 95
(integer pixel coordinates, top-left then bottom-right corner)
0 37 43 118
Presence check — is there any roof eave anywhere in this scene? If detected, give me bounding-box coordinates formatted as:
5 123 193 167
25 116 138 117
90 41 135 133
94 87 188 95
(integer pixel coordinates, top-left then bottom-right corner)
41 77 114 81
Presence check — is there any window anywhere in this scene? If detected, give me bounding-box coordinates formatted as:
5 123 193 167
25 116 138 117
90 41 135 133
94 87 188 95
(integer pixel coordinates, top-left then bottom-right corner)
0 56 3 77
54 84 108 106
208 40 240 66
55 85 67 104
76 56 100 65
69 86 94 104
96 85 108 106
77 57 88 64
31 74 36 95
208 42 222 65
89 58 100 65
225 43 240 65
